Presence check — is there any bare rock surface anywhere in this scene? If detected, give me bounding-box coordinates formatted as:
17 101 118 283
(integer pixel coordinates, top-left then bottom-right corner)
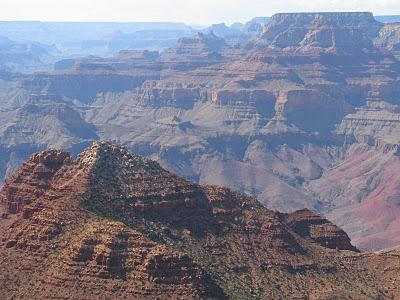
1 142 400 299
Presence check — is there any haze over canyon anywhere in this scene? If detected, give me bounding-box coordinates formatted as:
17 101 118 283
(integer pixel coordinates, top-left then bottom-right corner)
1 9 400 299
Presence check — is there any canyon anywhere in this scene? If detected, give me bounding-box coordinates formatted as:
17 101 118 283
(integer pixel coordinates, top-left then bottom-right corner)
1 12 400 254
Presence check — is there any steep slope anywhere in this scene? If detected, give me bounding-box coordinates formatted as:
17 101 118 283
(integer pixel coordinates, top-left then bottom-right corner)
1 142 400 299
260 12 382 42
374 22 400 58
309 142 400 250
253 13 379 54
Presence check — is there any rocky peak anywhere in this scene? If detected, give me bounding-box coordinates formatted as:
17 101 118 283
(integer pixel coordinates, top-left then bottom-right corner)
0 141 205 227
71 141 209 225
76 140 153 170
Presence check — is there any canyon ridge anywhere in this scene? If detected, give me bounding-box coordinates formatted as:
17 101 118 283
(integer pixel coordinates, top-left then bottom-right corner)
1 12 400 252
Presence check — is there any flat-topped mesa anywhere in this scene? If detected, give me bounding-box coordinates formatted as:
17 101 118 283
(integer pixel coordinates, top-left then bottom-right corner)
176 32 228 53
268 12 382 37
0 150 72 214
160 32 229 67
299 16 374 53
254 12 381 53
116 49 160 60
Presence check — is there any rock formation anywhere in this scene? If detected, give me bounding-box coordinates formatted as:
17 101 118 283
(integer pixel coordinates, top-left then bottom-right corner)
1 12 400 252
374 22 400 58
1 142 400 299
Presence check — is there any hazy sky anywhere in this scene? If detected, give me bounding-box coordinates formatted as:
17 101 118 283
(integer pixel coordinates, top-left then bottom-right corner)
2 0 400 25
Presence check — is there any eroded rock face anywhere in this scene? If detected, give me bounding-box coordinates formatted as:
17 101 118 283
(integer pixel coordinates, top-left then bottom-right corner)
160 32 232 70
175 32 228 53
21 72 157 104
261 12 382 44
0 142 400 299
375 23 400 55
283 209 358 251
309 143 400 250
0 149 72 214
336 101 400 144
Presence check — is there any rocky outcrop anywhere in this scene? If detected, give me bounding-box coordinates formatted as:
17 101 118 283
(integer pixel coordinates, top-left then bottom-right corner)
276 89 353 132
143 249 205 284
21 71 160 104
283 209 358 251
374 23 400 55
336 99 400 145
264 12 382 41
0 149 71 214
299 16 374 54
210 89 275 106
134 81 204 109
1 142 400 299
160 32 232 70
164 32 228 55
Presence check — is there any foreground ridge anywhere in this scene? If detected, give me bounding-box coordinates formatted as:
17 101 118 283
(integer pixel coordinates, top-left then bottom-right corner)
0 141 399 299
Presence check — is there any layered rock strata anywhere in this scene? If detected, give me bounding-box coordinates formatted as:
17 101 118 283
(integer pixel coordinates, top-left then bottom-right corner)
0 142 400 299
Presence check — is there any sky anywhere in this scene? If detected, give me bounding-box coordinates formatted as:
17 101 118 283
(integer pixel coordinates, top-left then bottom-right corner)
2 0 400 25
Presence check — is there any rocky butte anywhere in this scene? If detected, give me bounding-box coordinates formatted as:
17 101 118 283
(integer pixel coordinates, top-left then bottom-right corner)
0 141 400 299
